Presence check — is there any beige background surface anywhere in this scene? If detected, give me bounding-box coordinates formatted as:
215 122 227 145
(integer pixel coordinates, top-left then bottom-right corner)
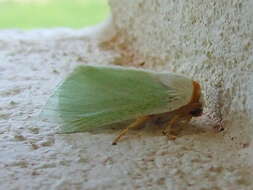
1 0 253 189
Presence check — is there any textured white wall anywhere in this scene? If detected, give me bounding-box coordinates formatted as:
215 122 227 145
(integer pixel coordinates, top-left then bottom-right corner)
108 0 253 146
1 1 253 189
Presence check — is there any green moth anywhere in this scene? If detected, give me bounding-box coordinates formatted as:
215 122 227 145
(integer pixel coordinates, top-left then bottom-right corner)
42 65 204 144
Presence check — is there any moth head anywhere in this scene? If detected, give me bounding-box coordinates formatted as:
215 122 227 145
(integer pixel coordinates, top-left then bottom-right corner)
189 81 204 117
189 103 203 117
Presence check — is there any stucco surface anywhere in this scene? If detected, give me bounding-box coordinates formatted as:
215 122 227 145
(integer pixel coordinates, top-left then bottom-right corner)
1 0 253 189
108 0 253 182
0 28 252 190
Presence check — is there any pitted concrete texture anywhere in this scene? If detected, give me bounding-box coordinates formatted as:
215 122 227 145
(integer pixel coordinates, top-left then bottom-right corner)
0 27 252 190
1 0 253 189
108 0 253 144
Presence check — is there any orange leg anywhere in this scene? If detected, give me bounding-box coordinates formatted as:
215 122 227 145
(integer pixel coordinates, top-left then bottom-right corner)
183 115 192 124
112 116 150 145
162 114 181 140
163 114 193 140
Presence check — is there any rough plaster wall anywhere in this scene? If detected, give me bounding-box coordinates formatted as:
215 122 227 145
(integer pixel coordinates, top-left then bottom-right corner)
108 0 253 147
0 30 252 190
0 1 253 190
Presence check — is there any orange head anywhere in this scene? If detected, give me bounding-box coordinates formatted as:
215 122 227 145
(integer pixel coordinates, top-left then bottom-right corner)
189 81 204 117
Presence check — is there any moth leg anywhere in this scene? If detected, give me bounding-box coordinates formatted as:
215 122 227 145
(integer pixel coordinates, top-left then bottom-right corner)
162 114 181 140
112 116 150 145
183 115 192 124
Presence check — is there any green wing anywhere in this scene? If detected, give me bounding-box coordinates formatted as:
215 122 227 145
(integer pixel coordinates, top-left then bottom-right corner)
42 65 182 133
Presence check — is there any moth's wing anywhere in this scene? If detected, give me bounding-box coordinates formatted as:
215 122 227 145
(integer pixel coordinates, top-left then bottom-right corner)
41 65 193 133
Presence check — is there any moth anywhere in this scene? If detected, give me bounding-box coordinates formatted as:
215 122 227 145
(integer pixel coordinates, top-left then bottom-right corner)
42 65 204 145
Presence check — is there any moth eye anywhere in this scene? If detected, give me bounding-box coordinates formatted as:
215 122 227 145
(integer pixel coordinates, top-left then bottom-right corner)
190 108 203 117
